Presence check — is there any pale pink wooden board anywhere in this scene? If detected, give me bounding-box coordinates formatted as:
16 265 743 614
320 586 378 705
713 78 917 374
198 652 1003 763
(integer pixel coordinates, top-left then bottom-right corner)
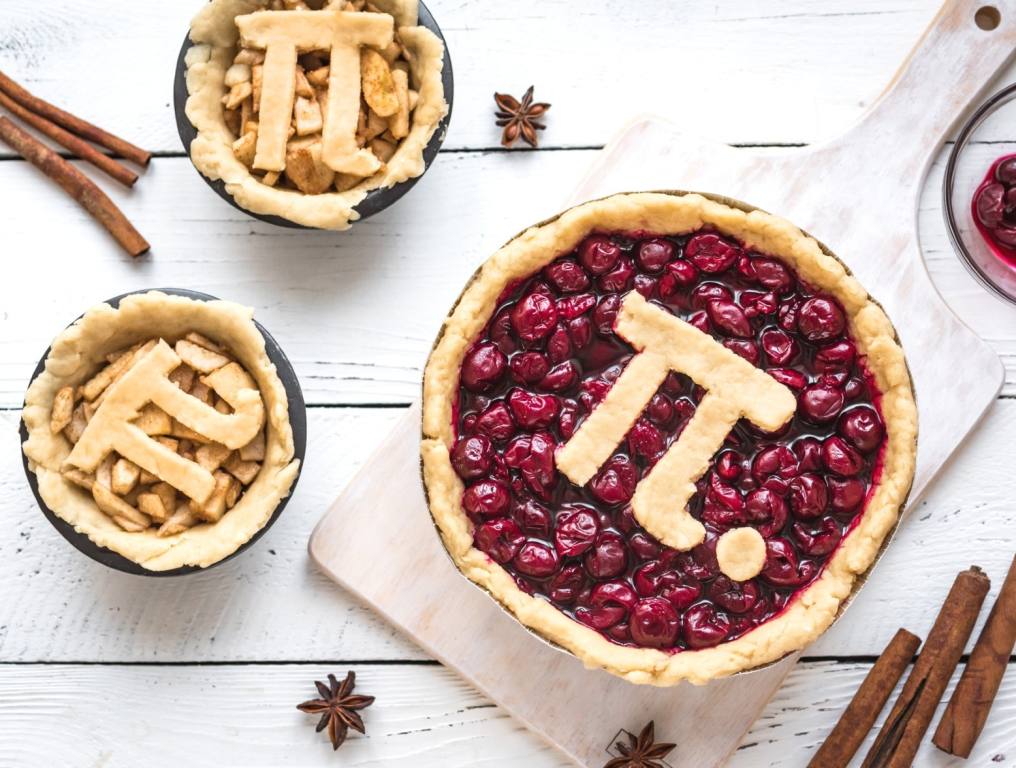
311 2 1012 765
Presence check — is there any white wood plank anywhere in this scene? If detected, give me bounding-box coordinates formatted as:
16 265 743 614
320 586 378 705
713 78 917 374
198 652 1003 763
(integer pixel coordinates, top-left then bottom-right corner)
0 661 1012 767
0 0 987 153
5 144 1016 407
2 404 1015 662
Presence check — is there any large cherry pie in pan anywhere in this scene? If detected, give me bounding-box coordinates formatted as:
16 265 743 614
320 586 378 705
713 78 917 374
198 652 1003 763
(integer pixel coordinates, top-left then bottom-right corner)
422 192 917 685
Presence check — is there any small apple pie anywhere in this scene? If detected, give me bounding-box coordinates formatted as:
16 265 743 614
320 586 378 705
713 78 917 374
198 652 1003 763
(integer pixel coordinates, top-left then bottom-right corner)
21 292 301 571
185 0 448 229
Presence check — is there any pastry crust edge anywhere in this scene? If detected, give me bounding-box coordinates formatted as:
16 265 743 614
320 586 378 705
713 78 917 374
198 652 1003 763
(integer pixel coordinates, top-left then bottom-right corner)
420 191 918 686
22 291 300 572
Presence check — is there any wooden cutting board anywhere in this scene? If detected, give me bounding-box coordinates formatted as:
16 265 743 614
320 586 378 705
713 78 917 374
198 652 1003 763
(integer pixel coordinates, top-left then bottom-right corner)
310 2 1013 765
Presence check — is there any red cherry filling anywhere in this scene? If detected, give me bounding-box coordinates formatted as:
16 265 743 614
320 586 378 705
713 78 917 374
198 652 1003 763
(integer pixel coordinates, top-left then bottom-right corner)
453 229 885 652
972 154 1016 264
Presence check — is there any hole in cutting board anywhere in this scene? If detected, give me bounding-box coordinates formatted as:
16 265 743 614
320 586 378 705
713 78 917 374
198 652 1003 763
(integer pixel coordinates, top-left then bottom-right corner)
976 5 1001 30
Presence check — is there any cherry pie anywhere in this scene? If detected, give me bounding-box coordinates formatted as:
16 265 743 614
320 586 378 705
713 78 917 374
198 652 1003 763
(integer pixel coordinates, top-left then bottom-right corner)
422 192 916 685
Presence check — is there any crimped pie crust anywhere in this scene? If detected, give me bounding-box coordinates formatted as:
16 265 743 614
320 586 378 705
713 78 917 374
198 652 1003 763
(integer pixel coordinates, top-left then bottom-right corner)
185 0 448 230
22 291 301 571
421 191 917 686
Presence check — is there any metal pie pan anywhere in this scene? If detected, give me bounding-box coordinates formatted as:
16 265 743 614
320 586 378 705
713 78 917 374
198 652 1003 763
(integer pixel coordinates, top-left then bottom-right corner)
19 287 307 577
172 0 454 229
419 190 917 681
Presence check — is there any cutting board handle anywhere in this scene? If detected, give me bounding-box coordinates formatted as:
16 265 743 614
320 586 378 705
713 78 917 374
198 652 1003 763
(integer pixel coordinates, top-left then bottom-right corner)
845 0 1016 178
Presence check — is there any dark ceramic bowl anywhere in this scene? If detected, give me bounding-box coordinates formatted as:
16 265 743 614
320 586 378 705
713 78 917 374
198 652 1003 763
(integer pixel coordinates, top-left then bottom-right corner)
19 288 307 576
173 1 454 229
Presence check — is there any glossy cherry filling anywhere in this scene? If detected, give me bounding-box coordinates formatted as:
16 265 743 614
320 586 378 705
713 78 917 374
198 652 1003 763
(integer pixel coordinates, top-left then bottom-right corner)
452 230 886 652
973 153 1016 266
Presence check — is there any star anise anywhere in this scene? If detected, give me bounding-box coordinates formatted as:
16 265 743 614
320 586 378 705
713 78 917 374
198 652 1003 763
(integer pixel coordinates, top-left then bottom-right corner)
296 671 375 750
494 86 550 148
603 721 676 768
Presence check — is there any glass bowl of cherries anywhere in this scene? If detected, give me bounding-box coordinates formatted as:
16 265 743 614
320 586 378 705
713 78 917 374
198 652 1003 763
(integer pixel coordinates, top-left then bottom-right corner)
944 82 1016 304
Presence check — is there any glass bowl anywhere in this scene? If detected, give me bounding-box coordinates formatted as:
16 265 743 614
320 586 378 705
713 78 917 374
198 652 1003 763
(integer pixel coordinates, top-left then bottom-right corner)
943 82 1016 304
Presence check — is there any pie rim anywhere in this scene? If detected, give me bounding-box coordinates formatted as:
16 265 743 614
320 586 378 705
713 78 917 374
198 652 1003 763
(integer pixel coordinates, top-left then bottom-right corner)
420 191 918 685
21 291 302 572
184 0 449 230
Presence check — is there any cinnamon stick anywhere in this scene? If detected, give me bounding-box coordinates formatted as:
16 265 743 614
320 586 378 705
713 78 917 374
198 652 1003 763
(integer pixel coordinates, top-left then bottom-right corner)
933 554 1016 757
860 566 990 768
0 70 151 166
0 117 149 258
0 89 138 187
808 628 921 768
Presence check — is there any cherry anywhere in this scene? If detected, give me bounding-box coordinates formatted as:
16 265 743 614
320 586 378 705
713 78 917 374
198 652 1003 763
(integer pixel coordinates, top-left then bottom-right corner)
793 437 823 471
558 400 580 439
510 351 549 384
768 368 807 390
475 401 515 442
567 316 593 349
997 157 1016 185
760 328 799 365
822 436 865 477
514 540 560 578
627 418 666 461
451 435 494 479
577 581 637 628
664 260 699 288
661 580 702 611
707 299 753 337
554 507 601 557
637 239 675 272
646 393 675 426
799 383 846 424
589 455 637 505
828 476 866 514
578 235 621 275
977 182 1006 228
462 343 507 392
516 499 551 535
740 290 778 317
752 257 793 293
630 532 662 560
686 232 741 273
544 259 590 293
745 487 788 538
761 538 815 587
504 431 557 498
557 293 597 320
797 297 846 342
546 327 572 363
593 294 623 335
688 311 711 334
792 517 842 557
752 445 799 482
788 473 828 520
683 603 731 649
815 341 856 372
630 597 680 647
633 274 657 298
709 577 761 614
463 479 510 518
511 292 558 342
474 518 524 563
585 532 629 579
837 406 883 453
737 254 758 281
548 565 587 603
692 283 733 311
507 389 559 429
715 449 743 481
778 297 802 332
599 258 636 292
541 361 579 392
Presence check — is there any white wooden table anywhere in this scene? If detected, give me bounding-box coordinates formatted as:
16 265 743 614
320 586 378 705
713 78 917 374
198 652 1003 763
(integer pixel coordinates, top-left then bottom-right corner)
1 1 1015 765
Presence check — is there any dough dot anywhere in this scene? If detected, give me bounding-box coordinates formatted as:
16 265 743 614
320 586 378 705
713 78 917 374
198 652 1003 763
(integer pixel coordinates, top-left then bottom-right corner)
716 527 766 582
